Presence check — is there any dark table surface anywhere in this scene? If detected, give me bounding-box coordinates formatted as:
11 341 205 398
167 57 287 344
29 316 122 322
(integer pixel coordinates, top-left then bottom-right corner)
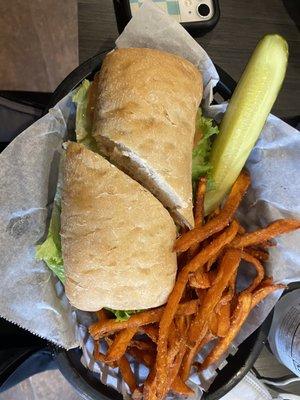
78 0 300 119
0 0 78 92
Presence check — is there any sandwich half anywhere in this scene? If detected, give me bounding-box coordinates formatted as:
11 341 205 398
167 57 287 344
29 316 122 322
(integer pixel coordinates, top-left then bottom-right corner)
61 142 177 312
92 48 203 228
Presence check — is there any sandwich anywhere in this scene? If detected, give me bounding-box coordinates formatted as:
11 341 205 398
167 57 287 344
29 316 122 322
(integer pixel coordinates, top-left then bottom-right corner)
36 47 208 313
61 141 177 311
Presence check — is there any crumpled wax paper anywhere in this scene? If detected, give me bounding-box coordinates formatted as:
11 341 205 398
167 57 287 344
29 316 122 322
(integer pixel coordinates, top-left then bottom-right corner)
0 94 78 348
0 1 299 398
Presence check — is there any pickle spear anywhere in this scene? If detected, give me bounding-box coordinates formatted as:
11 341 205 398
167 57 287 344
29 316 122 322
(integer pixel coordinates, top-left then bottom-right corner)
204 34 288 214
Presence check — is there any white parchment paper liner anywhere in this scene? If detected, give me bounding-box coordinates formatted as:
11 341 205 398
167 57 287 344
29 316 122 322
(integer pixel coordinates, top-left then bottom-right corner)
0 95 78 348
0 2 299 398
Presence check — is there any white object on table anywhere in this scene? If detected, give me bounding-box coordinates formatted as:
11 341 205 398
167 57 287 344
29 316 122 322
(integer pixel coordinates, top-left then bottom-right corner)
220 372 300 400
220 372 273 400
268 289 300 377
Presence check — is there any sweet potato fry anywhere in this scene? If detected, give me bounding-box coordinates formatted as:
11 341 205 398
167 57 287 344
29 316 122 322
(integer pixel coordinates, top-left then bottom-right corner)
216 286 235 313
259 239 276 248
172 376 194 396
194 177 207 226
180 296 217 382
143 368 156 400
158 338 187 400
240 251 265 293
105 327 137 363
139 325 158 343
174 171 250 252
170 339 187 379
244 247 269 262
188 248 242 345
229 270 237 292
118 355 137 394
232 219 300 249
206 250 222 271
89 300 199 339
180 331 215 381
193 252 221 286
209 311 219 336
157 304 189 398
201 292 252 369
167 335 184 367
184 221 239 286
156 222 239 388
251 283 286 309
174 315 188 336
258 277 274 287
94 339 119 369
143 372 157 400
217 302 231 337
90 309 161 340
175 300 199 316
93 340 106 363
127 347 155 367
187 178 207 259
130 339 155 353
189 271 211 289
139 350 193 396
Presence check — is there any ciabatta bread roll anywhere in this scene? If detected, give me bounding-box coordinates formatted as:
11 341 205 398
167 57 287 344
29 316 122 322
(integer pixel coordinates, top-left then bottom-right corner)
92 48 203 228
61 142 177 311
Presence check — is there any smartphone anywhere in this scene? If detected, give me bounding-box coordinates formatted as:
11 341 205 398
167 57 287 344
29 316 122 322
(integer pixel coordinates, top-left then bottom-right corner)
113 0 220 36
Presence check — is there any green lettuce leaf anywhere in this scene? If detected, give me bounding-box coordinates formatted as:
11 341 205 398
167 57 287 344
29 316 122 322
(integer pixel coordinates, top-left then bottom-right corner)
106 308 142 322
192 109 219 190
72 79 98 151
35 80 97 283
35 200 65 283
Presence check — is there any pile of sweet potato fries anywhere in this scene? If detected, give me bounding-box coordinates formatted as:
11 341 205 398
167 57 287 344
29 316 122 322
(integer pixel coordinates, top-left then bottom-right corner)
89 171 300 400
